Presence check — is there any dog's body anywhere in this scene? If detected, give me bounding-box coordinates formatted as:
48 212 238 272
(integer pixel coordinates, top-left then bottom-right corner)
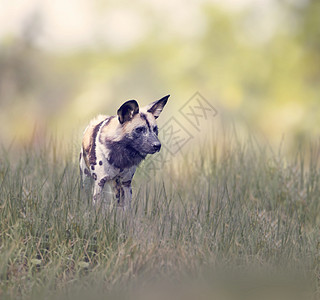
79 95 169 208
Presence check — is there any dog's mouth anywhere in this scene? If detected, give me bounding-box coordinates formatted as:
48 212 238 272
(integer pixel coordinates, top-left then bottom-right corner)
144 149 160 155
138 151 148 158
139 148 157 156
126 145 147 159
130 144 161 157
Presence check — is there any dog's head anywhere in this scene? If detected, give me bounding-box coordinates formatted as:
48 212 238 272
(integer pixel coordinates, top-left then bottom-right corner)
117 95 169 155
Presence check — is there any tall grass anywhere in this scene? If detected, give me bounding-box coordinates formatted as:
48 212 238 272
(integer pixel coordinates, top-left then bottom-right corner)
0 134 320 299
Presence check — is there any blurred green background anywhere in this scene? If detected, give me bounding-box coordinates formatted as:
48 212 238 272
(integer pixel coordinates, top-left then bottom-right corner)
0 0 319 149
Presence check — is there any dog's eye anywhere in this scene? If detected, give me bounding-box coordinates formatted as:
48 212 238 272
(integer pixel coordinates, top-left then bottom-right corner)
135 126 146 134
153 126 158 135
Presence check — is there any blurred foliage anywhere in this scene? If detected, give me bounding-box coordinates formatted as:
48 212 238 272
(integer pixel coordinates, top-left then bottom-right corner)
0 0 319 149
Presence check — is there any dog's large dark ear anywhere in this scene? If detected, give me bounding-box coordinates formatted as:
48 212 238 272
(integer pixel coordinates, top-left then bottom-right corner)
117 100 139 124
146 95 170 119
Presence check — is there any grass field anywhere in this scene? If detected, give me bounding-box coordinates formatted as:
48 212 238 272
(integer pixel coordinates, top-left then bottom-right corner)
1 132 320 300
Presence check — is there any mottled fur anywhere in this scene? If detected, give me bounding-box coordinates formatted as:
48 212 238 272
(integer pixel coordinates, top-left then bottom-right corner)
80 95 169 208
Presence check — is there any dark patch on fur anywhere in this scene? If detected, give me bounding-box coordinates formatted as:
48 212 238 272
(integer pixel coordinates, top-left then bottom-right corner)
122 180 132 198
122 180 131 187
92 173 97 180
114 186 120 200
88 120 105 166
84 168 90 176
91 165 95 170
88 116 113 166
106 135 146 170
112 177 124 204
99 160 103 165
140 113 151 130
98 176 108 187
116 192 120 202
82 147 90 169
153 125 158 135
79 152 82 161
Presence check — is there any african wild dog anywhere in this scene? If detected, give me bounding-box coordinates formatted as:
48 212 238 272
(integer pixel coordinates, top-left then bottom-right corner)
79 95 169 208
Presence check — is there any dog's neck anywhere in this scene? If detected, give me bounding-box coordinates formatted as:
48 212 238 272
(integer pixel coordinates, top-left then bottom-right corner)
106 139 146 170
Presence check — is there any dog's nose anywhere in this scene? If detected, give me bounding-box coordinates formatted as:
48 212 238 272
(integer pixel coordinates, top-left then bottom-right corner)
152 143 161 152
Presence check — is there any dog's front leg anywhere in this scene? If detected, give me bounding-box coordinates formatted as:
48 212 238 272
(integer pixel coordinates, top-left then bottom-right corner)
111 178 124 208
92 175 109 206
111 178 132 209
122 180 132 208
93 183 103 205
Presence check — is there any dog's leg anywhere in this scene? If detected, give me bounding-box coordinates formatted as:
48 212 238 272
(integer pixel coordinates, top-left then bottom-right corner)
122 180 132 208
111 177 124 207
93 175 112 206
118 168 135 208
111 177 133 209
93 183 103 205
79 151 91 188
